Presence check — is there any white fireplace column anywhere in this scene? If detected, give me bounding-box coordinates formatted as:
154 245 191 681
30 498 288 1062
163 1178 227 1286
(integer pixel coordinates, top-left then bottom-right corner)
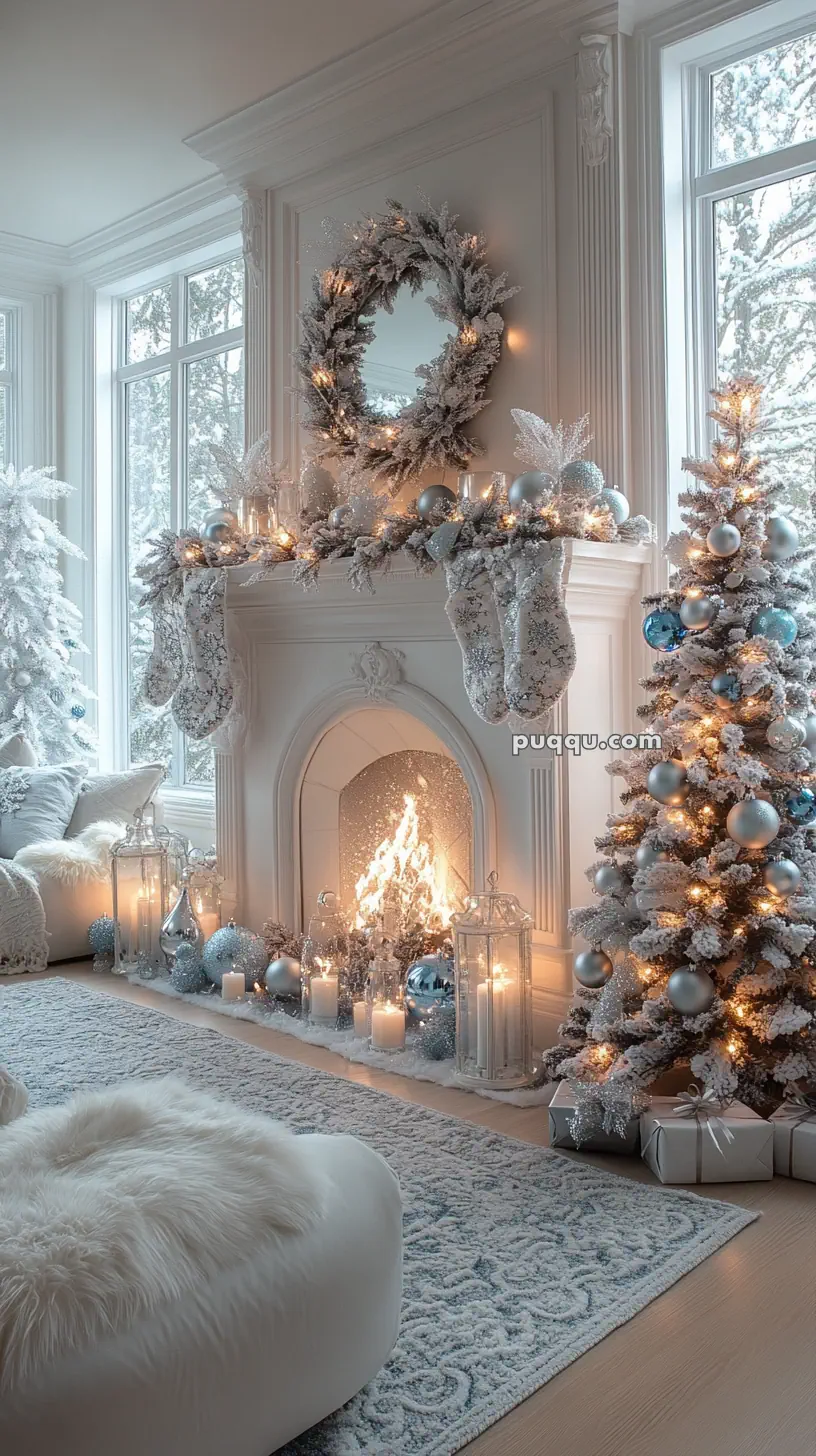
217 539 648 1032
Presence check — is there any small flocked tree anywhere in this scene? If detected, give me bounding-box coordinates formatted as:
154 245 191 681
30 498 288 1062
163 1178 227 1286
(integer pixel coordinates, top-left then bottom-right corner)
0 465 93 763
543 379 816 1110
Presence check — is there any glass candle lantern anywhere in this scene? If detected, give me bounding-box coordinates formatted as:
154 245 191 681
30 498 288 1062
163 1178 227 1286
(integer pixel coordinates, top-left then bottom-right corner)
240 491 277 538
451 871 533 1089
187 859 222 942
301 889 349 1025
156 825 190 906
458 470 508 503
111 806 169 975
368 948 406 1052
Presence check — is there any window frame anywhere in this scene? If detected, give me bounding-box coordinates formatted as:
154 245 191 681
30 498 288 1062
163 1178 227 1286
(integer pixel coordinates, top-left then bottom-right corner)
662 0 816 526
109 247 245 796
0 304 19 467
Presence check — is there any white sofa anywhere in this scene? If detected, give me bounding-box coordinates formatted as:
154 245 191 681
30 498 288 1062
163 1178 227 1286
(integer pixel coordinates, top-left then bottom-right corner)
0 1132 403 1456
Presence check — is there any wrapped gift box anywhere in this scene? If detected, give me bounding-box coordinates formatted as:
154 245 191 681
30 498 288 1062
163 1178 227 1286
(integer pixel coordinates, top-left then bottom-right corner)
770 1102 816 1183
641 1096 773 1184
548 1081 640 1154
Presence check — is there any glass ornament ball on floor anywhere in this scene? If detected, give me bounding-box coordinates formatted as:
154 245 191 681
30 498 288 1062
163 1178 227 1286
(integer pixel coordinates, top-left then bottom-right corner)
416 484 457 522
786 788 816 826
766 716 806 752
726 798 780 849
711 671 741 707
560 460 604 496
679 594 718 631
750 607 798 647
647 760 689 806
574 948 613 988
593 487 629 525
404 953 455 1023
763 858 802 897
666 967 716 1015
763 515 799 562
264 955 302 999
508 471 552 509
706 522 741 557
642 609 686 653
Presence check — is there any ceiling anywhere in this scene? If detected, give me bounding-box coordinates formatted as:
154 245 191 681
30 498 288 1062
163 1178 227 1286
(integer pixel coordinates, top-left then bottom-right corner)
0 0 443 248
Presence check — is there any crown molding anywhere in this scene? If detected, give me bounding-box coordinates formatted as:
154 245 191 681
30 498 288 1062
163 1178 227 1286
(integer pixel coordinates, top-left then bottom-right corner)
186 0 626 190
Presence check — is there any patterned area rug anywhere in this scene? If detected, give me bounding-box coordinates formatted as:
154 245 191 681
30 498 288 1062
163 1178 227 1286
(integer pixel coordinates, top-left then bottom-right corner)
1 980 757 1456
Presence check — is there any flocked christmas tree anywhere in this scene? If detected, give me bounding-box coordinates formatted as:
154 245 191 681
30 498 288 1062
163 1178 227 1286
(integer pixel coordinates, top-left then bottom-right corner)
0 466 93 763
543 379 816 1111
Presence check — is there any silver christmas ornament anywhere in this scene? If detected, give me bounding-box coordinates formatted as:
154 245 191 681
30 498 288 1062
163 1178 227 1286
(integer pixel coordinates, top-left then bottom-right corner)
766 715 806 752
203 507 240 532
560 460 604 495
679 594 718 630
170 946 208 994
574 949 614 988
804 715 816 751
634 843 670 870
417 484 457 522
711 671 741 707
706 522 742 558
508 471 552 509
666 967 716 1015
404 954 455 1022
328 503 353 529
763 515 799 562
647 760 690 806
724 570 744 588
201 519 234 544
763 858 801 897
726 798 780 849
593 864 628 896
202 922 243 985
669 676 694 701
264 955 302 999
593 487 630 525
159 885 204 964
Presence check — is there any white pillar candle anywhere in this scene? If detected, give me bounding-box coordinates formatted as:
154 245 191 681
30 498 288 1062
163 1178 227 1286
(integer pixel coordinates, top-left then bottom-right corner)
371 1002 406 1051
353 1000 369 1038
476 978 506 1072
222 970 245 1001
310 973 339 1022
198 910 220 940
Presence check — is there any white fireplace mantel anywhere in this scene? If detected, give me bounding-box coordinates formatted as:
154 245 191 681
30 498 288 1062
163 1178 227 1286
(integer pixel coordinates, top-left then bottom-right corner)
217 537 649 1036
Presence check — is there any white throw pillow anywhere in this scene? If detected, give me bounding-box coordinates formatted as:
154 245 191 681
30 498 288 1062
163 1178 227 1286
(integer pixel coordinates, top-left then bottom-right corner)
65 763 165 837
0 765 86 858
0 734 38 769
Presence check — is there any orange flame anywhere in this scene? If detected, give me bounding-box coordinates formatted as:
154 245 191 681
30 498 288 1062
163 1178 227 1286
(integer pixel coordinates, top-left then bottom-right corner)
354 793 456 931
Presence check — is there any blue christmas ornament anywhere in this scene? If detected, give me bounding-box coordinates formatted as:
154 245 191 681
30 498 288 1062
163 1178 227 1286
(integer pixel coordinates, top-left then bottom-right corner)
786 788 816 825
711 671 741 706
63 638 79 650
70 704 86 719
88 915 116 955
560 460 605 496
642 609 686 653
750 607 798 647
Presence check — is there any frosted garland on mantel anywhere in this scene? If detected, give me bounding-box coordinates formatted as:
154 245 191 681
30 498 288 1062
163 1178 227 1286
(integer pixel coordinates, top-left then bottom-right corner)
136 412 653 738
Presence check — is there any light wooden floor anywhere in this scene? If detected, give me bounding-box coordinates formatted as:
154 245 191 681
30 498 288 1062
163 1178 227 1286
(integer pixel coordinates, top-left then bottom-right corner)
10 966 815 1456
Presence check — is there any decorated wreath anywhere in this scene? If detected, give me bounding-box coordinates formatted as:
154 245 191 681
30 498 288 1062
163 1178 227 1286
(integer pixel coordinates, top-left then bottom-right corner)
296 198 519 485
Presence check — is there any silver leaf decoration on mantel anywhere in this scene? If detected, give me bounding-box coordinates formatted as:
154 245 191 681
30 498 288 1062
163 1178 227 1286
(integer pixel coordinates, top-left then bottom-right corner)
577 34 613 167
350 642 405 702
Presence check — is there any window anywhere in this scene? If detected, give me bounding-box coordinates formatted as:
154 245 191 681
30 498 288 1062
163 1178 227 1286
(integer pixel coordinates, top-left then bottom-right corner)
0 307 16 466
677 16 816 512
116 256 244 788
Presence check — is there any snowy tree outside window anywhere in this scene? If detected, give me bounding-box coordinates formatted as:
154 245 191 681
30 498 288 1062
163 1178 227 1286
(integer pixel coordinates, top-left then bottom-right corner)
709 31 816 509
118 256 244 788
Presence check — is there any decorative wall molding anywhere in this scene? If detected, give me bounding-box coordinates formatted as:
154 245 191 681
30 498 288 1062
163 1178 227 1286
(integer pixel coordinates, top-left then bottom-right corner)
240 191 265 289
577 34 614 165
215 747 244 921
350 643 405 702
240 188 270 448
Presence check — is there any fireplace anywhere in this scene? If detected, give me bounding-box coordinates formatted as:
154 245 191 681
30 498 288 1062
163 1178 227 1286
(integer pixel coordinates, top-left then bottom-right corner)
218 541 648 1039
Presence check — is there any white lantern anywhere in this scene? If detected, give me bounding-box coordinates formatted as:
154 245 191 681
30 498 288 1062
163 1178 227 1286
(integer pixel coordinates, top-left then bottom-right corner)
111 806 169 976
451 872 534 1089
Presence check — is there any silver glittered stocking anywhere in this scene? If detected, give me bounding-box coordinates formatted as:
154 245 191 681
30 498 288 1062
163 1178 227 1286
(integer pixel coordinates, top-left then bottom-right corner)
444 549 508 724
500 539 576 720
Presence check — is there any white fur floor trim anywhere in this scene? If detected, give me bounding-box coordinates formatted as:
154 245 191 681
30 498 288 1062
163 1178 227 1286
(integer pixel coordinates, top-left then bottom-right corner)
122 969 553 1107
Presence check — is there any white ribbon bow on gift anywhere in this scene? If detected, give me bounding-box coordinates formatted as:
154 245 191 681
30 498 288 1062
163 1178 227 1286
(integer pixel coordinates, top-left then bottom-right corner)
670 1084 736 1158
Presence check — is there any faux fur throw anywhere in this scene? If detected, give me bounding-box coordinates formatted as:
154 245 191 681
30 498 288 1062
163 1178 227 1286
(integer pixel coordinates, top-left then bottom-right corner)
0 1078 330 1394
0 862 48 972
14 819 125 886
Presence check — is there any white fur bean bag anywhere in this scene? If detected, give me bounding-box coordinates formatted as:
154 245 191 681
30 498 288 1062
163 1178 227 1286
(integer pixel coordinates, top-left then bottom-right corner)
0 1078 330 1395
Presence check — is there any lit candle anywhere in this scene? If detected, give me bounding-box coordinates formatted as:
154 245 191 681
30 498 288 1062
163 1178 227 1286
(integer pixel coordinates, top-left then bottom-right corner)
310 968 339 1022
371 1001 405 1051
476 977 506 1072
194 897 219 940
353 1001 369 1038
222 970 245 1001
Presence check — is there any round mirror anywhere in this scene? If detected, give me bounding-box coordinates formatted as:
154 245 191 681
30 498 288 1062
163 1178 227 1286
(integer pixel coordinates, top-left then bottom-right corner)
360 281 456 418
